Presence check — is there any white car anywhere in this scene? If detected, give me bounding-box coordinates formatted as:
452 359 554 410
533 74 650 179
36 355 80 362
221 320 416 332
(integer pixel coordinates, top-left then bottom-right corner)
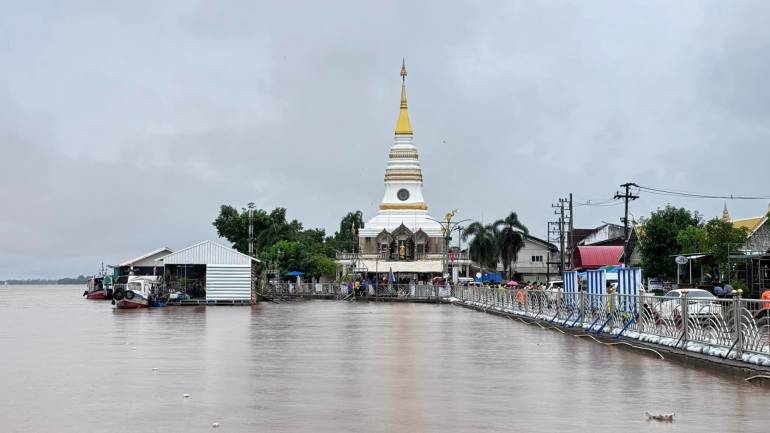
654 289 723 322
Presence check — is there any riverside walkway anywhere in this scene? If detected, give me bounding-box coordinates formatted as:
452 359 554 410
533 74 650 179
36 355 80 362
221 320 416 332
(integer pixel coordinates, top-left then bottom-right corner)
261 282 770 376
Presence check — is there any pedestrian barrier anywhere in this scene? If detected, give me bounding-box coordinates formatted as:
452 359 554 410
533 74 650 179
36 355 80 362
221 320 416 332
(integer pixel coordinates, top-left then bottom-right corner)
260 282 446 301
258 280 770 368
454 285 770 368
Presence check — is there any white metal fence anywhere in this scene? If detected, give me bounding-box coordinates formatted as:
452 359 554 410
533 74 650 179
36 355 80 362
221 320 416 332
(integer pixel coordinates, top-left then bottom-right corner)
454 286 770 365
260 282 448 300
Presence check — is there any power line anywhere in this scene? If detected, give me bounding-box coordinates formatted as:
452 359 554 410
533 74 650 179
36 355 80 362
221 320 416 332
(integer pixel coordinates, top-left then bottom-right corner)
574 200 624 207
636 184 770 200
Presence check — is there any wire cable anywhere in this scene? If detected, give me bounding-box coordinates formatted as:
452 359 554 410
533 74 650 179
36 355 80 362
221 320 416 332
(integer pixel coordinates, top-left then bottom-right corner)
636 185 770 200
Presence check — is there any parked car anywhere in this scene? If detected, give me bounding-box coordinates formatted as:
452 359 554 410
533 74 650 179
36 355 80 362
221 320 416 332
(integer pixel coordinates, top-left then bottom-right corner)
654 289 723 322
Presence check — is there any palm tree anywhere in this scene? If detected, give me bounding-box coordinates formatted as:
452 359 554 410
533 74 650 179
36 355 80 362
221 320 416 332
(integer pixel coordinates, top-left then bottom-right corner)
461 222 499 271
494 212 529 279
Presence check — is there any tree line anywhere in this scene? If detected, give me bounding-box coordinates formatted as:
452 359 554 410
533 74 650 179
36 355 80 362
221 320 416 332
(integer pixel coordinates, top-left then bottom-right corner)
639 205 749 281
212 205 365 281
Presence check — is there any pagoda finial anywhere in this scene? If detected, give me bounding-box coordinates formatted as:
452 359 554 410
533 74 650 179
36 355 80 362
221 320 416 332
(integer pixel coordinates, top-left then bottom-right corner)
395 59 413 135
722 202 731 222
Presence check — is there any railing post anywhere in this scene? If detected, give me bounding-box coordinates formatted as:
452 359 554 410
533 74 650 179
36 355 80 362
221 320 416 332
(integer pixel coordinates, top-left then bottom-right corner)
680 291 689 347
733 290 743 358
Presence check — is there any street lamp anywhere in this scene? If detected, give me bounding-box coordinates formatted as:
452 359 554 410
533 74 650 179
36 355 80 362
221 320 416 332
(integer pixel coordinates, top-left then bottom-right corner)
427 212 471 282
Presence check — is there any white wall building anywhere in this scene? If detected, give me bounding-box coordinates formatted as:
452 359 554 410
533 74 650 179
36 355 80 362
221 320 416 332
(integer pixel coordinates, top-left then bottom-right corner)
157 241 260 302
496 235 560 283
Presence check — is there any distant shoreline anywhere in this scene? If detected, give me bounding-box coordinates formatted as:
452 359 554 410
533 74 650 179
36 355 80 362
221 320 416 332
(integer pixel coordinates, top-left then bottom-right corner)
1 277 91 285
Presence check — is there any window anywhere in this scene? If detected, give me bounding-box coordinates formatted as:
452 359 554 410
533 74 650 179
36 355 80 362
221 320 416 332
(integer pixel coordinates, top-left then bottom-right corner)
531 255 543 263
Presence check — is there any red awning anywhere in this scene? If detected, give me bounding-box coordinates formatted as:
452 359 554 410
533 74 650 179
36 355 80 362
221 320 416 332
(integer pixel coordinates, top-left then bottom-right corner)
574 246 623 270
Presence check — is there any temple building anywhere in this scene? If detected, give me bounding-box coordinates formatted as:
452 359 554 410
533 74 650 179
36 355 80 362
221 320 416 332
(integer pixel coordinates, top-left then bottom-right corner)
338 62 468 282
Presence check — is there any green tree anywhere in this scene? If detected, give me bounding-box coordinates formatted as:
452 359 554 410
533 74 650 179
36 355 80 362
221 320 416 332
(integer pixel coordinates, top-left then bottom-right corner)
260 240 308 275
702 218 749 277
494 212 529 279
256 208 301 250
212 205 302 254
328 210 365 253
462 222 499 271
640 205 701 279
306 254 337 282
676 225 707 254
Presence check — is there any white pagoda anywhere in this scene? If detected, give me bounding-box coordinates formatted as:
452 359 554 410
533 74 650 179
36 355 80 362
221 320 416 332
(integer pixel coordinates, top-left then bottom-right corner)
349 61 449 280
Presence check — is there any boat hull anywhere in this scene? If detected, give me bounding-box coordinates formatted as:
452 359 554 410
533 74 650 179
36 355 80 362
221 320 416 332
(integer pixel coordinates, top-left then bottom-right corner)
85 290 110 300
116 298 149 309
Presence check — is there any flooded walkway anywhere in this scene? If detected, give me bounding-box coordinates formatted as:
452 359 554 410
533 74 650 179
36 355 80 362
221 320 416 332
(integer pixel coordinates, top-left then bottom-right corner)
1 286 769 432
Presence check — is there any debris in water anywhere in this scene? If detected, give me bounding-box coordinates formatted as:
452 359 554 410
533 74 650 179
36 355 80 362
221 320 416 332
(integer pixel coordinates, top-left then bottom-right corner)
212 422 220 428
152 367 159 371
183 394 191 398
645 412 674 422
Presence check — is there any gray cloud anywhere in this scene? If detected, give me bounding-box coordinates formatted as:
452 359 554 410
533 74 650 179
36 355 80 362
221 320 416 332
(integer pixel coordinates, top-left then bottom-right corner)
2 0 769 278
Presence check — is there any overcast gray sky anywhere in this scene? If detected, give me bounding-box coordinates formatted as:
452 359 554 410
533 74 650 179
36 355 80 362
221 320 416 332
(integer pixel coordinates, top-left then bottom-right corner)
2 0 769 279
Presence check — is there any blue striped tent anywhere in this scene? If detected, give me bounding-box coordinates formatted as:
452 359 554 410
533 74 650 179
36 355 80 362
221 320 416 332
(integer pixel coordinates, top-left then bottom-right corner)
563 271 578 308
616 267 641 312
586 269 606 310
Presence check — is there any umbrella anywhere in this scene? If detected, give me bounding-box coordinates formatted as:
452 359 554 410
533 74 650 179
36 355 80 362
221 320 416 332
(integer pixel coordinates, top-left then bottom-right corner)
506 280 519 287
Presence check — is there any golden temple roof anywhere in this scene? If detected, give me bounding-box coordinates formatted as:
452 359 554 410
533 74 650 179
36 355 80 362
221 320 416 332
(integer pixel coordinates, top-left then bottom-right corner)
732 217 764 233
395 59 413 135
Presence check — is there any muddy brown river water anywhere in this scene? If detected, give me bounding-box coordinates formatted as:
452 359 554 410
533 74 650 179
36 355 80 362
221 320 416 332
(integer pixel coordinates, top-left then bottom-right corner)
1 285 769 432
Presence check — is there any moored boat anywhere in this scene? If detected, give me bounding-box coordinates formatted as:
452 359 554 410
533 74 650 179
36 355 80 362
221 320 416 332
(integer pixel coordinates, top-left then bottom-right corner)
83 275 114 300
112 276 162 309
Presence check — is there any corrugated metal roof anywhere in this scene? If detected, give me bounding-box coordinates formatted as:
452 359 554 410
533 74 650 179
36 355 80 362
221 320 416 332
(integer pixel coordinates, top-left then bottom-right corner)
157 241 260 265
574 246 623 270
119 247 174 267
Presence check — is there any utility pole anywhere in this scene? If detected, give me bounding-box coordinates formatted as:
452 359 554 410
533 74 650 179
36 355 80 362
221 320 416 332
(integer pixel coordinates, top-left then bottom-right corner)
614 183 639 265
551 200 567 273
247 202 255 257
547 221 561 280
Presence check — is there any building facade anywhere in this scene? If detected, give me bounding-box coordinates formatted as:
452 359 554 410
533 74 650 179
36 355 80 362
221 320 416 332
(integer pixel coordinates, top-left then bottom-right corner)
506 235 560 283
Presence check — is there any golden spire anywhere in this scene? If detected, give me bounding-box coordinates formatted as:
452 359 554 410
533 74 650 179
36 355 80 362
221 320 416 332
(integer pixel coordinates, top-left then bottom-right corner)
722 202 731 222
395 58 413 135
